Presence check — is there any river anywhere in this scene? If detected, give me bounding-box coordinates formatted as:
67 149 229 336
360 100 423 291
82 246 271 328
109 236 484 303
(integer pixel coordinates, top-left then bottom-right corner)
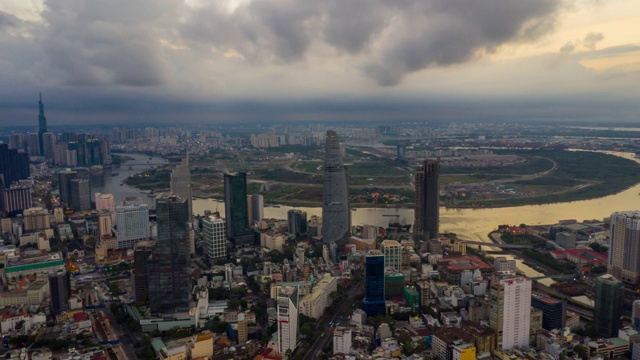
103 151 640 281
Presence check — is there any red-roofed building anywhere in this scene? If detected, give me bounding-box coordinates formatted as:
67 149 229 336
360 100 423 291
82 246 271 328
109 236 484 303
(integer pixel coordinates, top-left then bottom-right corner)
438 256 494 284
550 249 606 266
550 250 566 260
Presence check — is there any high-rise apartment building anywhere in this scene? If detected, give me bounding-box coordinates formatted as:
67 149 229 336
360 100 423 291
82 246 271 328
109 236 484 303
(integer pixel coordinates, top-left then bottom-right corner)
42 132 56 161
333 327 352 355
57 169 77 206
171 157 192 220
322 130 350 246
247 194 264 225
2 184 32 214
490 276 532 350
70 178 91 212
277 286 299 355
287 209 307 236
224 172 252 246
608 211 640 288
203 214 226 262
37 93 47 156
9 134 25 151
531 293 567 331
380 240 402 271
23 207 50 232
148 193 191 313
362 250 385 317
414 159 440 240
49 269 70 316
115 203 150 249
594 274 624 338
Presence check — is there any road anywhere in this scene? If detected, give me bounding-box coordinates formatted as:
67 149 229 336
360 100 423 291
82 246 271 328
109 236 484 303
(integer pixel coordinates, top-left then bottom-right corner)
303 282 363 360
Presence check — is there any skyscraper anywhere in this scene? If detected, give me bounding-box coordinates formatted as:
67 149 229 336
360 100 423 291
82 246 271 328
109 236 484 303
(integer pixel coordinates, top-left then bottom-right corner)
224 172 252 246
380 240 402 271
414 159 440 240
49 269 70 316
0 143 30 185
134 241 155 303
42 132 56 161
594 274 624 338
70 178 91 212
277 286 299 355
57 169 77 206
362 250 385 317
322 130 350 245
148 193 191 313
115 203 149 249
202 214 226 262
247 194 264 225
27 133 40 157
608 211 640 288
171 156 192 220
287 209 307 236
490 275 531 350
38 93 47 156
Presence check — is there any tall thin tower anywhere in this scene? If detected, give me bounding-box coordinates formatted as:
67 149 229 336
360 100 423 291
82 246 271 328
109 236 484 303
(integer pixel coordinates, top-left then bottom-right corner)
171 155 192 221
38 93 47 156
322 130 350 245
414 159 440 240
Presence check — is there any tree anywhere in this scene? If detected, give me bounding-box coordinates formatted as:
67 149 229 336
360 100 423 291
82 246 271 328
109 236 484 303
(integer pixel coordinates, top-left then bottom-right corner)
228 298 240 311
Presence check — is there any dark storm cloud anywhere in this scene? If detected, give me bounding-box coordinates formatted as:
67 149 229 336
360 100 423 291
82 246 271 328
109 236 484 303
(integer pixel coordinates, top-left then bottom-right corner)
0 10 21 30
180 0 563 86
39 0 183 86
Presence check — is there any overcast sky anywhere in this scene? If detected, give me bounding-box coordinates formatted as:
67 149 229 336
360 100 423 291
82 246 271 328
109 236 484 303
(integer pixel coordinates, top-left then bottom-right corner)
0 0 638 125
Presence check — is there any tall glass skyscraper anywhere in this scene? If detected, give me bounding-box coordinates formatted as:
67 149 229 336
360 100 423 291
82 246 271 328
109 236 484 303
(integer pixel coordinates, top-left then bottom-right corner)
171 156 192 221
594 274 624 338
362 250 385 317
224 172 252 245
414 159 440 240
322 130 350 246
38 93 47 156
148 193 191 313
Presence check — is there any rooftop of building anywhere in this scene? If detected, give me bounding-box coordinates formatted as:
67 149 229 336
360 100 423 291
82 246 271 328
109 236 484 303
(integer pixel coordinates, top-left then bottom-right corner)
438 256 492 271
532 293 563 305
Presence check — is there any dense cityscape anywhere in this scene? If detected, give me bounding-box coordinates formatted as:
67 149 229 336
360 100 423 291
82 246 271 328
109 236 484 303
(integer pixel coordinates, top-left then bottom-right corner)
1 96 640 360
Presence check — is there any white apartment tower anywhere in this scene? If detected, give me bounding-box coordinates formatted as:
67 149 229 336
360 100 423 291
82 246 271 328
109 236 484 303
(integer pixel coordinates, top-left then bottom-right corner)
608 211 640 288
203 214 227 261
333 326 352 355
277 286 299 355
115 203 150 249
381 240 402 271
490 276 532 350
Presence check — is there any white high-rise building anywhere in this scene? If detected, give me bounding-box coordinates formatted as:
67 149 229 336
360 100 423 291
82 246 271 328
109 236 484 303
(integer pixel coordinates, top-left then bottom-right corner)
490 276 532 350
381 240 402 271
333 327 352 355
608 211 640 288
203 214 226 261
277 286 299 355
115 203 149 249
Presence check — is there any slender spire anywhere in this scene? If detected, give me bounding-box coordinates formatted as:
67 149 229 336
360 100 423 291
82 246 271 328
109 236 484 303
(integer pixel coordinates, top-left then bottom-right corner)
37 92 47 156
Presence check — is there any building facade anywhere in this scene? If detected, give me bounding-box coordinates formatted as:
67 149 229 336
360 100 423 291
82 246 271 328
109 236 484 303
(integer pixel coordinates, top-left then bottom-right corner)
594 274 624 338
115 203 150 249
202 214 226 262
224 172 252 245
49 269 71 316
414 159 440 240
321 130 350 246
490 276 532 350
171 157 192 221
608 211 640 288
277 286 299 355
362 251 385 317
148 193 191 313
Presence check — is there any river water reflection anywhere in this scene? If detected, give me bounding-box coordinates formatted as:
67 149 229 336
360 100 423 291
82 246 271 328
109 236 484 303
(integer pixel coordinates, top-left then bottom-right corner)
103 152 640 281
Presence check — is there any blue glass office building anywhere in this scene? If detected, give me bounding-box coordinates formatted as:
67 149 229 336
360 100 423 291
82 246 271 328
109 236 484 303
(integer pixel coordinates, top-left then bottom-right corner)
362 251 385 317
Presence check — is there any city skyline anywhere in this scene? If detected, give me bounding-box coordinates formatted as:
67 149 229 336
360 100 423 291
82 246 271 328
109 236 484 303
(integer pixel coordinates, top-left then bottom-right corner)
0 1 638 124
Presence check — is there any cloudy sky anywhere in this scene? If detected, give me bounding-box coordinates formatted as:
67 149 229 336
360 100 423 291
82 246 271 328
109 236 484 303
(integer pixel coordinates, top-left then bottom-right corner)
0 0 638 125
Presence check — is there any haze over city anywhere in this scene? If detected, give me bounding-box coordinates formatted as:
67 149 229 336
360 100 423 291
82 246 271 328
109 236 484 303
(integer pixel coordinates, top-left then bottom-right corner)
0 0 639 124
